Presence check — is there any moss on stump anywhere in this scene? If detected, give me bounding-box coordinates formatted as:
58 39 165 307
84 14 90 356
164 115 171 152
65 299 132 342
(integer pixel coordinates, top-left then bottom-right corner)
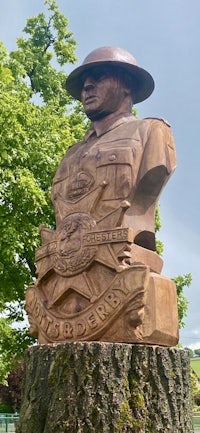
16 343 193 433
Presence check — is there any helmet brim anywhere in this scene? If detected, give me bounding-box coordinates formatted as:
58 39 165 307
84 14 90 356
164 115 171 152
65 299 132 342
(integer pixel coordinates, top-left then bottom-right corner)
66 60 155 104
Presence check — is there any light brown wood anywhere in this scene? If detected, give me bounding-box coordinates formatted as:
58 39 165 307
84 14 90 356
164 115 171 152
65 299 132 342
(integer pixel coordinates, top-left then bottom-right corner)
26 47 178 346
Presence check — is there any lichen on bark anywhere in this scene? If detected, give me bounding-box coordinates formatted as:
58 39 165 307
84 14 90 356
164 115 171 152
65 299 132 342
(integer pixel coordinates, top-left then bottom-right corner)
16 342 193 433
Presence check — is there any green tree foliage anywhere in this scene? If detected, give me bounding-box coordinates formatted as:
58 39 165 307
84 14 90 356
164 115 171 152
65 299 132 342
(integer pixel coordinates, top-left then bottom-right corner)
184 347 194 358
0 0 87 382
0 360 24 411
155 207 164 256
155 208 192 329
0 0 191 383
173 274 192 329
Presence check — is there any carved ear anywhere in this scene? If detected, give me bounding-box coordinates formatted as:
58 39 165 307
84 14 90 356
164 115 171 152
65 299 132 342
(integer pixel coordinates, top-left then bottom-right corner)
122 86 134 105
122 85 131 96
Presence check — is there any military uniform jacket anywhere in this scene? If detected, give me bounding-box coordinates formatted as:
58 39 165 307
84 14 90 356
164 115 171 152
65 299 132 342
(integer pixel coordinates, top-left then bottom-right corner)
52 115 176 251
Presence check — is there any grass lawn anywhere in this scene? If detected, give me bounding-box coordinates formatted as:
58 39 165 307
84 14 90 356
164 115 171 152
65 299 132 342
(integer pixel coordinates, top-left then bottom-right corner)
193 414 200 430
191 358 200 378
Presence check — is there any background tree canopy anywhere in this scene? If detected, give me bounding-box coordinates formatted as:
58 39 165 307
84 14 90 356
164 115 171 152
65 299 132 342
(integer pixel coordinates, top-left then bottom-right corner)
0 0 191 383
0 0 88 382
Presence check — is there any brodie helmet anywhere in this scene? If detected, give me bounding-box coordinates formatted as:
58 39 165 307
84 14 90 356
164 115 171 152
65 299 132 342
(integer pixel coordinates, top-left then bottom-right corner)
66 46 155 104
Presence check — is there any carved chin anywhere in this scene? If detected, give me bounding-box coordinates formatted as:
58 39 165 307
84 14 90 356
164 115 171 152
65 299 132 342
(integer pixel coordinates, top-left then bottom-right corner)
85 108 112 121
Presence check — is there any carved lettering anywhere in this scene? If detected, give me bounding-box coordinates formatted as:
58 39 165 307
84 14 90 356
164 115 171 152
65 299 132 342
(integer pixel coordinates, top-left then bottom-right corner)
41 315 53 333
62 322 73 339
76 321 86 336
82 228 130 246
46 321 60 339
105 292 121 309
111 231 117 240
87 313 98 329
96 304 110 321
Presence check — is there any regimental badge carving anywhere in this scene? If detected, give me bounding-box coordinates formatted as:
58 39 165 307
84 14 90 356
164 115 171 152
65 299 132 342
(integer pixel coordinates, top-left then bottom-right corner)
54 213 97 276
67 171 94 200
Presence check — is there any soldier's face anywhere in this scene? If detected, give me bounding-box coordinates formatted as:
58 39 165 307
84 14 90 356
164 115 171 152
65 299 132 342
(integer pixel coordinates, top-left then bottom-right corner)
81 69 129 120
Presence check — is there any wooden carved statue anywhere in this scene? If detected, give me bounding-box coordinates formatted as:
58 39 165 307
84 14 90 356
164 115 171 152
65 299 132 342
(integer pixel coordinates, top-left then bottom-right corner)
26 46 179 346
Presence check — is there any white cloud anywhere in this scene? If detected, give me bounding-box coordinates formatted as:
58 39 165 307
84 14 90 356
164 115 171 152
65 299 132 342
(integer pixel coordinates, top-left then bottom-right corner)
187 342 200 351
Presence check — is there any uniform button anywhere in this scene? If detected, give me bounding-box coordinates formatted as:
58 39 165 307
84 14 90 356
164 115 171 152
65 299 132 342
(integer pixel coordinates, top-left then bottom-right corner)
109 154 116 161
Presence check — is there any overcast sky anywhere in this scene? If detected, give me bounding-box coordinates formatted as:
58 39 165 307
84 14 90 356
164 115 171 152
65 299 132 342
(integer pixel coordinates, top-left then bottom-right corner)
1 0 200 349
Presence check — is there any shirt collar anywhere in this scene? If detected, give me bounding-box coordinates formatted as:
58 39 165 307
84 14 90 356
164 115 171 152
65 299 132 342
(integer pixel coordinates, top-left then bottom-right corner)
85 111 135 141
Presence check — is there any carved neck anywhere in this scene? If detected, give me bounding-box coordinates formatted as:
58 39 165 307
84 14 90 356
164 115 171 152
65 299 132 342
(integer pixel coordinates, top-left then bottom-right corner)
92 109 133 136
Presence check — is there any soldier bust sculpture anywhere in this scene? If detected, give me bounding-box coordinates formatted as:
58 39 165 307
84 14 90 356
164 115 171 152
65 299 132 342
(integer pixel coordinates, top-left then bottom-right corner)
26 46 179 346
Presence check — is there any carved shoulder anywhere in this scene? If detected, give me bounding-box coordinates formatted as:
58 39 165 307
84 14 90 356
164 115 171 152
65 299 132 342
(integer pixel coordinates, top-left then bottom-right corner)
143 117 175 154
65 140 84 157
144 117 171 127
136 116 176 187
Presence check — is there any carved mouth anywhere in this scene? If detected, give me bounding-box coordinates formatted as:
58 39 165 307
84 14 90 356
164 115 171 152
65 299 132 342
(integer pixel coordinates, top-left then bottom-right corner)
85 95 97 104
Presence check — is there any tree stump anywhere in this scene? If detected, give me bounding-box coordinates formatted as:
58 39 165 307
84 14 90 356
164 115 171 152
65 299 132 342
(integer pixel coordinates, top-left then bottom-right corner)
16 343 193 433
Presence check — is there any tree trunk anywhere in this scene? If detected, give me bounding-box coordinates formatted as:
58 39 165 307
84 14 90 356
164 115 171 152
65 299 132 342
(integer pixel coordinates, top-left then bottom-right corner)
16 343 193 433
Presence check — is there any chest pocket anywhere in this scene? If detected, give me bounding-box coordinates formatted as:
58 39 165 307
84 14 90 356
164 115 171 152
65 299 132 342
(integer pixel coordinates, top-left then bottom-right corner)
96 147 133 200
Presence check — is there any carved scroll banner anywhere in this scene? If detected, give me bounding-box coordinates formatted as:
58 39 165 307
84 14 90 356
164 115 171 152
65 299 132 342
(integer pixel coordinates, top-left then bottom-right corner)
26 264 148 343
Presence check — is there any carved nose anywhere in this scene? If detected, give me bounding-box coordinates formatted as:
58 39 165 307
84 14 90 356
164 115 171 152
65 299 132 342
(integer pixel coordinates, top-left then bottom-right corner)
83 77 95 92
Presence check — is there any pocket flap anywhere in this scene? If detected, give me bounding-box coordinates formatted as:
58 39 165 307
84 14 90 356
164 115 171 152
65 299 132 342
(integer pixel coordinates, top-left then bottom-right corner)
96 147 133 167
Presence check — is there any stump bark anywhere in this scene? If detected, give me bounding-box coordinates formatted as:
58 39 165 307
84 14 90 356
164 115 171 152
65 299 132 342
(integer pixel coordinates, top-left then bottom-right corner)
16 343 193 433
